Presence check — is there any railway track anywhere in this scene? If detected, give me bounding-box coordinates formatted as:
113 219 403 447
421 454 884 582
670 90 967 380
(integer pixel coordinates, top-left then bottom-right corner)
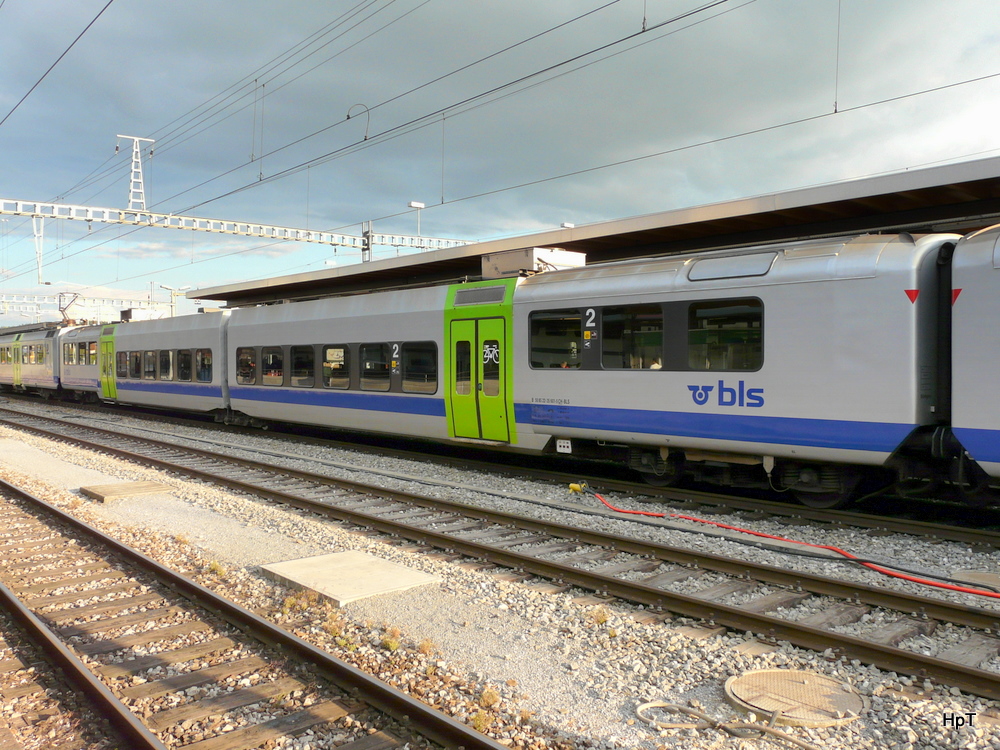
3 406 1000 706
0 476 510 750
11 395 1000 549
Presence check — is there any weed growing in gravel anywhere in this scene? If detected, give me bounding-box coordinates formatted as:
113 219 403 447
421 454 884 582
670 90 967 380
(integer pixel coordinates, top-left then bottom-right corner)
479 687 501 708
588 605 609 625
471 710 493 732
417 638 436 655
381 626 402 651
206 560 226 578
323 613 346 637
281 589 321 615
173 533 189 546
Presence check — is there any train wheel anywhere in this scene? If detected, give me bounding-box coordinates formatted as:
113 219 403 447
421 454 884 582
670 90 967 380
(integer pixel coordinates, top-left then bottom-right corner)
793 490 853 509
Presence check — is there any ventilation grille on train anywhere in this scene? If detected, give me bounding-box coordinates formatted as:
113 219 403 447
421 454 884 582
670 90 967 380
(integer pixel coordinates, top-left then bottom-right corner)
453 286 507 306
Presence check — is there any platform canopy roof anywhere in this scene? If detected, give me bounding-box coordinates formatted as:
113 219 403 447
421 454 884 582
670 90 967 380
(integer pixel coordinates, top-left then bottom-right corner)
194 155 1000 307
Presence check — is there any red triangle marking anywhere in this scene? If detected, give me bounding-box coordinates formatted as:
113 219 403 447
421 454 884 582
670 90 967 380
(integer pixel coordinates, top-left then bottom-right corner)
952 288 962 305
905 289 919 303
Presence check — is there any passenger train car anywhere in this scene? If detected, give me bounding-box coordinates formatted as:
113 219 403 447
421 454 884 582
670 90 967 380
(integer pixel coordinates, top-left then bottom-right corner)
1 225 998 508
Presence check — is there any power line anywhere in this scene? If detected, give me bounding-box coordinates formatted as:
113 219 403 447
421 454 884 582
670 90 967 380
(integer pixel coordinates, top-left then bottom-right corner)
0 0 116 129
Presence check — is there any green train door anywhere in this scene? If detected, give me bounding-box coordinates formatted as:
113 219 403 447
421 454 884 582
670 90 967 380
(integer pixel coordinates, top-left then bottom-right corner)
99 331 117 400
11 339 21 387
449 317 509 442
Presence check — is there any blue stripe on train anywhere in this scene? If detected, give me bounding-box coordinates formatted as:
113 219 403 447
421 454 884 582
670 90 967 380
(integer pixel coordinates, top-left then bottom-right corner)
231 385 447 417
953 427 1000 463
515 402 916 453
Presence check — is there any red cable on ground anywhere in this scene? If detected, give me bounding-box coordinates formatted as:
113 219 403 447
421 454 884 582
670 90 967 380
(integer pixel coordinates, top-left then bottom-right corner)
581 486 1000 600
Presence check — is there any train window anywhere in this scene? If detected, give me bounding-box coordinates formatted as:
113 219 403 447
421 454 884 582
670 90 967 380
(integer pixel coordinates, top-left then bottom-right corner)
38 345 46 365
322 346 349 389
455 341 471 395
77 342 88 365
89 342 98 366
27 346 35 365
482 340 500 396
688 298 763 371
64 343 77 365
529 310 582 369
116 352 128 377
128 351 141 378
177 350 192 382
262 347 283 386
159 350 174 381
195 349 213 382
236 347 256 385
360 343 390 391
602 305 663 370
143 351 157 379
290 346 315 388
402 342 437 394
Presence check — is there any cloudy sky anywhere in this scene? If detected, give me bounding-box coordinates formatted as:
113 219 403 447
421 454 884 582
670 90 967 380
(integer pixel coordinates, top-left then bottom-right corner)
0 0 998 321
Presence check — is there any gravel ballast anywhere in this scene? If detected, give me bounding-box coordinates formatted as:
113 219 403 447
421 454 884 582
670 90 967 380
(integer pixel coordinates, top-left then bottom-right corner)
0 405 998 749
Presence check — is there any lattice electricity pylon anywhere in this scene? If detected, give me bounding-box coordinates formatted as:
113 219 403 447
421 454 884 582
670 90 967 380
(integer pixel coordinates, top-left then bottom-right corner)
117 135 155 211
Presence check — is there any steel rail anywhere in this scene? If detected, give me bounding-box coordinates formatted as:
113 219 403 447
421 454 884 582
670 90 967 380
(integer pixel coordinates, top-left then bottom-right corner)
5 411 1000 700
0 581 169 749
0 478 509 750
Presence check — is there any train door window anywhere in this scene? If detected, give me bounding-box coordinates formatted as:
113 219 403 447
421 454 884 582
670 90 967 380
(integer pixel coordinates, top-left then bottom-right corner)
143 351 157 379
177 350 192 381
128 351 141 378
602 305 663 369
529 310 582 369
37 345 46 365
116 352 128 377
322 346 349 389
195 349 213 382
262 347 283 386
482 340 500 396
64 343 76 365
455 341 471 395
688 298 763 371
402 342 437 394
236 347 256 385
89 342 98 365
290 346 315 387
360 343 390 391
77 342 88 365
159 350 174 380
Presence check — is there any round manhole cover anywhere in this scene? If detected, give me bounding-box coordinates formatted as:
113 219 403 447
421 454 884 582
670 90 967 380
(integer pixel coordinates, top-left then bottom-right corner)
725 669 867 727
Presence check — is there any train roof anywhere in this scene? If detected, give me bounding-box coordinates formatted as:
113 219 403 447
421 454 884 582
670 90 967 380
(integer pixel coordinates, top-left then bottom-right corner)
193 155 1000 308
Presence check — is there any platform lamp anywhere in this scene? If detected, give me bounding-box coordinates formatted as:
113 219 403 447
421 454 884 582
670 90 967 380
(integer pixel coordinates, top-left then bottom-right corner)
159 283 191 317
408 201 425 238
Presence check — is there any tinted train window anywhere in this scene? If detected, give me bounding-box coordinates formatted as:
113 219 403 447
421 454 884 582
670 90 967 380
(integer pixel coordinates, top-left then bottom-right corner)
89 342 98 366
455 341 471 395
128 351 141 378
360 343 390 391
602 305 663 369
195 349 213 382
262 347 283 386
529 310 582 369
116 352 128 377
177 350 192 381
143 351 157 379
290 346 314 388
64 343 76 365
322 346 349 389
402 342 437 394
688 298 763 371
159 350 174 380
482 340 500 396
77 342 87 365
236 347 256 385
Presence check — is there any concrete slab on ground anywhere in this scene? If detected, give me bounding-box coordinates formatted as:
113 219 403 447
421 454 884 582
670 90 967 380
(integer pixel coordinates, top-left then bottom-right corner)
260 550 440 606
80 481 174 502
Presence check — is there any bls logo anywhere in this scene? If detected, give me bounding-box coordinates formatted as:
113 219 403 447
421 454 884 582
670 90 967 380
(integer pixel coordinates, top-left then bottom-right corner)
687 380 764 408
